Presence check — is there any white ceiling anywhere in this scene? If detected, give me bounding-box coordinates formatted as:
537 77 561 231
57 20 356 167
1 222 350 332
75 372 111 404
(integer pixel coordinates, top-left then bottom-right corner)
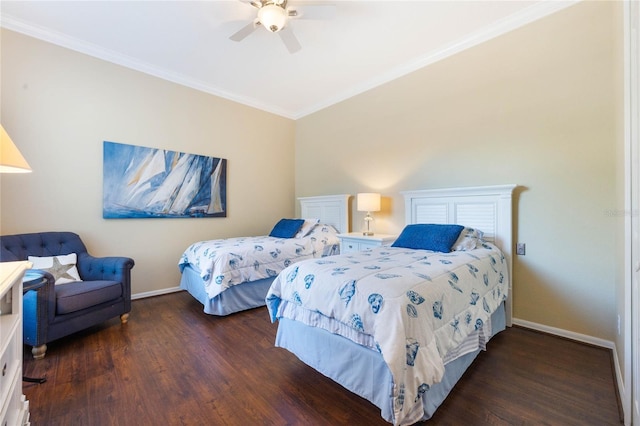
1 1 577 119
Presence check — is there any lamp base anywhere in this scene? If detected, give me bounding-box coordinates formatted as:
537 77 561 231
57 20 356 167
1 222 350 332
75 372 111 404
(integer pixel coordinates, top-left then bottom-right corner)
363 212 374 236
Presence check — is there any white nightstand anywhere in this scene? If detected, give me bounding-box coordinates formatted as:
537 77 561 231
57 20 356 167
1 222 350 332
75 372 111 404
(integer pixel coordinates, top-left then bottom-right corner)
337 233 397 254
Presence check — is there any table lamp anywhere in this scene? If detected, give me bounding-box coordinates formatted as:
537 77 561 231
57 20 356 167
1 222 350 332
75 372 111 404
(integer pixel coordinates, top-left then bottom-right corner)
0 125 31 173
357 192 380 236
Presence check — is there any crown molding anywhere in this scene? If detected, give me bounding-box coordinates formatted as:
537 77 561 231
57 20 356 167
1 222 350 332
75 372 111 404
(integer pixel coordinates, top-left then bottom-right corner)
294 0 581 119
1 1 580 121
0 14 297 119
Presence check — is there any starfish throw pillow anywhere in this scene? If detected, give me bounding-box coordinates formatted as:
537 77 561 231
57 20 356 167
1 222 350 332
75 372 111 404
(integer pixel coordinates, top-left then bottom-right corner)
28 253 82 284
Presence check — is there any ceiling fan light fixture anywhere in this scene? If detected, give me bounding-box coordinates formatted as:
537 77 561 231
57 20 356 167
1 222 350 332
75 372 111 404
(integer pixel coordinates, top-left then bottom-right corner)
258 4 287 33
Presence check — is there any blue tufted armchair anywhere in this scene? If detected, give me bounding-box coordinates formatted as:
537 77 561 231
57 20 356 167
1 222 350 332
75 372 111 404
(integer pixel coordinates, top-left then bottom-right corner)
0 231 134 359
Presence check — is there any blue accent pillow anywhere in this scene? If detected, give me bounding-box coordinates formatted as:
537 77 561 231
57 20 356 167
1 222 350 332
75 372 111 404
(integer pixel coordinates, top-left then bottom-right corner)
269 219 305 238
391 224 465 252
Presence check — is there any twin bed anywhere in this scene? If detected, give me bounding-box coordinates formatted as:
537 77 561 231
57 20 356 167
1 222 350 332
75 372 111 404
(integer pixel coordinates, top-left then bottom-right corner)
178 194 350 315
179 185 516 425
266 185 516 425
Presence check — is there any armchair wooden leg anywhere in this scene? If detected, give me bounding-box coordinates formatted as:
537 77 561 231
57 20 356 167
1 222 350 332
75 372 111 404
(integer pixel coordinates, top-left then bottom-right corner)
32 344 47 360
120 313 129 324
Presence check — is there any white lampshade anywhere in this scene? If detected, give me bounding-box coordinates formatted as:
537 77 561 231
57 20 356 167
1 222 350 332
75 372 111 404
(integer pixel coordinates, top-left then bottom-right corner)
258 4 288 33
357 193 381 212
0 125 31 173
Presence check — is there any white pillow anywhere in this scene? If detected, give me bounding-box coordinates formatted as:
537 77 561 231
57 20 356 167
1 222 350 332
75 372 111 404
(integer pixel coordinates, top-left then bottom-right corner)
452 227 485 251
28 253 82 284
295 218 320 238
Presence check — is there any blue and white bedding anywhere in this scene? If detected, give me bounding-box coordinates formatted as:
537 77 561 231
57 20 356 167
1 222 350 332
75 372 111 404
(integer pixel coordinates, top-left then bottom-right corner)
178 224 340 301
266 242 508 426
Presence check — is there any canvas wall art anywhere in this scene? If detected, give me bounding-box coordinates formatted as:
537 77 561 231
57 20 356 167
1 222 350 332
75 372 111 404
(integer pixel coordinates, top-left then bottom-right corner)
103 141 227 219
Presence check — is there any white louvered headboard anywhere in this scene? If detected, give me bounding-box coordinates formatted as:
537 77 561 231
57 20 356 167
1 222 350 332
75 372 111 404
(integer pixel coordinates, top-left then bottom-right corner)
298 194 351 234
401 185 517 325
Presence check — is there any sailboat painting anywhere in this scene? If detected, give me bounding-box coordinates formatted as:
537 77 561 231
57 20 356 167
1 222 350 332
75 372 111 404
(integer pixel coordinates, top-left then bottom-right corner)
103 141 226 219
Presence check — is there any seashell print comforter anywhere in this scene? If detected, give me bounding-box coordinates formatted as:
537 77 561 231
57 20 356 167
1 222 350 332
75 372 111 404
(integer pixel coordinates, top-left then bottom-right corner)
266 243 508 426
179 225 340 300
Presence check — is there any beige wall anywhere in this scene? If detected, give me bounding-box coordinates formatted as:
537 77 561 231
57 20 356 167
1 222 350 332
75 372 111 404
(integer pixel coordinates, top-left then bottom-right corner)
296 2 622 341
0 2 625 343
0 29 296 296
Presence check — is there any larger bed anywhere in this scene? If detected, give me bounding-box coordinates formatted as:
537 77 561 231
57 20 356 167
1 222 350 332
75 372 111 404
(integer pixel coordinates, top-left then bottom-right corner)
179 194 350 315
266 185 516 425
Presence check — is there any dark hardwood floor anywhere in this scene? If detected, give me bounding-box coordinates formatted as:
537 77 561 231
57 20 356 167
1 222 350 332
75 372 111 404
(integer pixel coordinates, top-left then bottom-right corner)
23 291 622 426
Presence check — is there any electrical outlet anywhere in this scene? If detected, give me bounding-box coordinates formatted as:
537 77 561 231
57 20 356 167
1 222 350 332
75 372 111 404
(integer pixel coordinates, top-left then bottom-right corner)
618 315 621 335
516 243 526 255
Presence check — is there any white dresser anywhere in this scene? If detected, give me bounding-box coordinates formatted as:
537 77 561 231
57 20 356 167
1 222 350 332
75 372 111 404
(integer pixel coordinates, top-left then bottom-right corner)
337 233 397 253
0 261 31 426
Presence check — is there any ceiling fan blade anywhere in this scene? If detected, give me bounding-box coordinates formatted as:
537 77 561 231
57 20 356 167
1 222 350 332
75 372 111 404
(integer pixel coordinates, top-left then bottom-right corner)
229 21 259 42
279 27 301 54
238 0 263 8
291 4 336 20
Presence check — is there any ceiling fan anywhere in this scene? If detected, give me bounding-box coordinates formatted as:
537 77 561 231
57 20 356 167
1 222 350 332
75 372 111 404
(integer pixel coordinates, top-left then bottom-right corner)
230 0 336 54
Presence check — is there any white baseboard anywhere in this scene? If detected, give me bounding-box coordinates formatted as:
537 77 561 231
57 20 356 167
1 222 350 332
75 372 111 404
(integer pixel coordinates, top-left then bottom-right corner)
513 317 625 422
131 286 183 300
613 344 628 425
512 317 615 349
